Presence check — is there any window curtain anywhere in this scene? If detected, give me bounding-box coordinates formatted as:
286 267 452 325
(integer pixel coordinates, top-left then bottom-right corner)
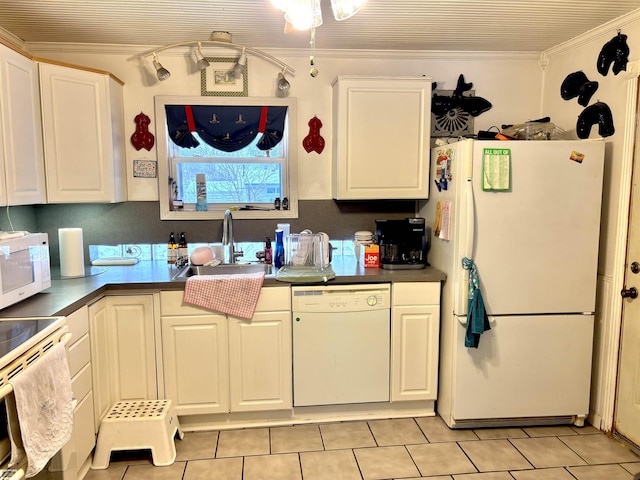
165 105 288 152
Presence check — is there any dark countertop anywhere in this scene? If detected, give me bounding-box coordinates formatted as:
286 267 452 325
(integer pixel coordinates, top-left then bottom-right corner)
0 257 446 318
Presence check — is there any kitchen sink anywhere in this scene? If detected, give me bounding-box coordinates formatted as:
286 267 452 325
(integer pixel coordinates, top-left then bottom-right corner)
173 263 273 280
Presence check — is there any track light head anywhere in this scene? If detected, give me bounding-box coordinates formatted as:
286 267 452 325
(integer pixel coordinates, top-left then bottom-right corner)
152 53 171 81
277 71 291 96
195 44 210 70
234 48 247 74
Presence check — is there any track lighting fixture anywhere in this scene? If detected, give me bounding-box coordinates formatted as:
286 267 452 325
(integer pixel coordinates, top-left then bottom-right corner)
194 43 210 70
152 53 171 81
142 32 295 87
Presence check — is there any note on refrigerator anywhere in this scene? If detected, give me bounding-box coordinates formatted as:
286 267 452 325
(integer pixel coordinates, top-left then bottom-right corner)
439 201 451 241
482 148 511 191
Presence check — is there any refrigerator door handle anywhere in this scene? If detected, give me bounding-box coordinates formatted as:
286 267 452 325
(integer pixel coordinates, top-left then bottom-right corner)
465 177 475 259
457 176 476 316
456 315 497 327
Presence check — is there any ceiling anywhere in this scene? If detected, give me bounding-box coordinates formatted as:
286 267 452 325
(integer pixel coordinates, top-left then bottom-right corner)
0 0 639 52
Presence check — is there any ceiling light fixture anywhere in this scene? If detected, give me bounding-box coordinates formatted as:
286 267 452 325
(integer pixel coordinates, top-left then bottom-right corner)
152 53 171 81
284 0 323 30
271 0 367 30
142 31 295 83
330 0 368 21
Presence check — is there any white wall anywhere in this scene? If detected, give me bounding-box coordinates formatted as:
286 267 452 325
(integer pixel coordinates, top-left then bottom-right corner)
26 45 542 202
541 9 640 431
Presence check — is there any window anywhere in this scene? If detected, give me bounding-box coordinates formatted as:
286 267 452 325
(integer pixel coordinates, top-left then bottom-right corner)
156 96 298 220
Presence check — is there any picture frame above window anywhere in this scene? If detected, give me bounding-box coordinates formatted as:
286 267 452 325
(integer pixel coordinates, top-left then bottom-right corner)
201 57 248 97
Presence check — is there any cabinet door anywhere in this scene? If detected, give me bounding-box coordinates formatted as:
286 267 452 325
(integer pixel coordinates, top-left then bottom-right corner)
0 45 45 205
332 76 431 200
228 311 292 412
39 62 126 203
391 304 440 401
162 314 229 415
106 295 158 401
88 298 112 431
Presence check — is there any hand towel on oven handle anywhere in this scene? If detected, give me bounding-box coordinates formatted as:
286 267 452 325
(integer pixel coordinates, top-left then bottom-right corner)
6 342 73 478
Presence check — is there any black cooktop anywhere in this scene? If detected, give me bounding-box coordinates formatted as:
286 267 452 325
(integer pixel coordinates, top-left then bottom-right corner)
0 317 64 368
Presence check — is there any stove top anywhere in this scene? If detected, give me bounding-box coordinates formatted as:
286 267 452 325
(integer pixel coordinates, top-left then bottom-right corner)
0 317 65 369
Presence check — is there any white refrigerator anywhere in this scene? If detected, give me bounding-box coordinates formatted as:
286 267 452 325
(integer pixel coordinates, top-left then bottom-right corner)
421 139 605 428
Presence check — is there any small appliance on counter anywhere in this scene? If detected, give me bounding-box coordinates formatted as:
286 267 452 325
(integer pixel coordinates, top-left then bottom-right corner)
375 218 429 270
0 232 51 310
275 230 335 282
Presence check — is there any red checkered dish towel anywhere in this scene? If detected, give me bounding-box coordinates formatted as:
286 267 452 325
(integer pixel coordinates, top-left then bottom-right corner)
183 272 265 319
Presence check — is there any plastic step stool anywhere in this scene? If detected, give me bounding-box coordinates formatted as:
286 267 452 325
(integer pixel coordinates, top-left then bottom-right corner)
92 399 184 469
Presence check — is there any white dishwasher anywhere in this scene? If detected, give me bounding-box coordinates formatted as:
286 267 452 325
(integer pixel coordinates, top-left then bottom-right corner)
292 284 391 407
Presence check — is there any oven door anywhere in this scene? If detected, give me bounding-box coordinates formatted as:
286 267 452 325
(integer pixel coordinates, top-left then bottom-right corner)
0 320 75 479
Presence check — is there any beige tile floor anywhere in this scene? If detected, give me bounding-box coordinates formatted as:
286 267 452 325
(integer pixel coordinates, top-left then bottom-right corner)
84 416 640 480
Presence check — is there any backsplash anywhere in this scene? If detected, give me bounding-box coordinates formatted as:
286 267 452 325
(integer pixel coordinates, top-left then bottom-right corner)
90 240 357 263
2 200 416 266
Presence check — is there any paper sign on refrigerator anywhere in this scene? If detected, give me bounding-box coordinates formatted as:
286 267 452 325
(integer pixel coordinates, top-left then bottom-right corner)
482 148 511 191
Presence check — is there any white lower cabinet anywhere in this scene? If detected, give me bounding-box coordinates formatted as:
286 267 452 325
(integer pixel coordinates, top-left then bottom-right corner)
228 311 292 412
391 282 441 402
88 294 159 430
160 287 292 416
162 313 229 415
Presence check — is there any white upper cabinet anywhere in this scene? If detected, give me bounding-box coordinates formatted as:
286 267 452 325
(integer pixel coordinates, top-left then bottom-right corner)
332 76 432 200
0 43 46 205
39 62 126 203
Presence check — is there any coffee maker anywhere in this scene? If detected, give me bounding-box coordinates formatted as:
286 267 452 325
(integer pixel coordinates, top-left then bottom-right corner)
375 218 429 270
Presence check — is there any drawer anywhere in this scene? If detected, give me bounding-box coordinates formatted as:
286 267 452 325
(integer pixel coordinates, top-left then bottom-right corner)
161 286 291 316
73 391 96 471
65 306 89 345
71 362 92 401
392 282 441 306
68 333 90 377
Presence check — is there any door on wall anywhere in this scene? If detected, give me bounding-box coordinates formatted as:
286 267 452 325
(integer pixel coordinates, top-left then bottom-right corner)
616 81 640 448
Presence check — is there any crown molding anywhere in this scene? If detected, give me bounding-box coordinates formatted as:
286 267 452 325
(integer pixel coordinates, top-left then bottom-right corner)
0 26 26 51
544 8 640 58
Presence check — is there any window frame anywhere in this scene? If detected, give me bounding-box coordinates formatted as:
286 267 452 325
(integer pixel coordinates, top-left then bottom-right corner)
155 95 298 220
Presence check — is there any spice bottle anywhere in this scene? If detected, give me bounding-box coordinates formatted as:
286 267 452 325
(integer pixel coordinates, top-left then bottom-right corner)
167 232 178 265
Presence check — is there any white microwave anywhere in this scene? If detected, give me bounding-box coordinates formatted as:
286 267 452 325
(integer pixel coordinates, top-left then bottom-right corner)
0 232 51 310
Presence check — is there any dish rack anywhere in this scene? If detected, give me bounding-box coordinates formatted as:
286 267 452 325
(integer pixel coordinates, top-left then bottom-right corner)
0 325 71 480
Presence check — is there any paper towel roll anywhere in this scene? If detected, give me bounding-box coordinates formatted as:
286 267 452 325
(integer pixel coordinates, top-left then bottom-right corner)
59 228 85 277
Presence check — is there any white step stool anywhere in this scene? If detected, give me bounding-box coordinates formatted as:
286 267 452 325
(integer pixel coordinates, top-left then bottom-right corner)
92 400 184 469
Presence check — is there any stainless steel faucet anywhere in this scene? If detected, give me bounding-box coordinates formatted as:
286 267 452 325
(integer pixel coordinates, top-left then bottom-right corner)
222 209 244 263
222 209 235 263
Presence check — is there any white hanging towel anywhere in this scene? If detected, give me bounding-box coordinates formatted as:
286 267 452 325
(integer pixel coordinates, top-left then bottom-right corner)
6 342 73 478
